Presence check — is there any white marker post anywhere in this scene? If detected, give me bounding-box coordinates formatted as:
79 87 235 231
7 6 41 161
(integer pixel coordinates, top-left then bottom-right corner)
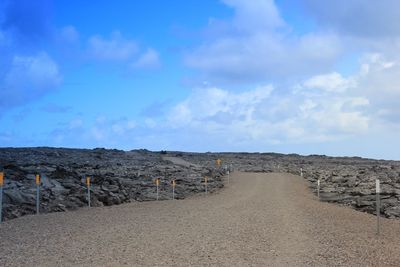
227 170 230 184
300 168 303 177
317 179 320 199
171 180 176 200
0 172 4 222
155 178 160 200
35 174 40 215
86 176 91 207
204 176 208 196
376 179 381 235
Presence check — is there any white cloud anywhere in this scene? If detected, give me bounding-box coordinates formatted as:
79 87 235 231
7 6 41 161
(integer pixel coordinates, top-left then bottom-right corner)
39 52 400 157
184 0 343 83
166 53 400 147
112 120 136 135
169 85 273 127
88 31 139 61
0 52 62 110
131 48 160 69
60 26 79 43
222 0 285 32
302 0 400 37
167 85 370 145
87 31 161 71
303 72 356 93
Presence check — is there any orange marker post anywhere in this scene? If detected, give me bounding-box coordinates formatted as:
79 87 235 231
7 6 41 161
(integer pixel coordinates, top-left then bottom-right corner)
0 172 3 222
216 159 222 168
35 174 40 215
86 176 91 207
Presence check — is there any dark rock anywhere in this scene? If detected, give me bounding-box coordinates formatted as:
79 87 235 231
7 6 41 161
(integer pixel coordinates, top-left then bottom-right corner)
1 147 400 221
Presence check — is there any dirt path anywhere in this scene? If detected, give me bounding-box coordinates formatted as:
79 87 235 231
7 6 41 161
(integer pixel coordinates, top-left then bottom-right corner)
1 172 400 266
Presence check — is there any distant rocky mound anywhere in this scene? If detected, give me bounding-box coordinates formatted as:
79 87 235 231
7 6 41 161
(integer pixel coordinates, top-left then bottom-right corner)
1 148 400 221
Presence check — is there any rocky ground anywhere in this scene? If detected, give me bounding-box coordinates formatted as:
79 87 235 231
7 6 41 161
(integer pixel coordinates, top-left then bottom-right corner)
2 172 400 266
0 148 225 221
1 147 400 221
176 152 400 218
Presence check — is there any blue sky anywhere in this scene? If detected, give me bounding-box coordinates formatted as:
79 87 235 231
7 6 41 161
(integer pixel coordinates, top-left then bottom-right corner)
1 0 400 160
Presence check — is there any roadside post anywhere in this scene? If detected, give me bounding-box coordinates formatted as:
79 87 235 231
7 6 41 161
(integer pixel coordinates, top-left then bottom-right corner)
35 174 40 215
171 179 176 200
204 176 208 196
376 179 381 235
227 170 230 184
155 178 160 200
0 172 3 222
317 179 320 199
300 168 303 177
216 159 221 168
86 176 91 207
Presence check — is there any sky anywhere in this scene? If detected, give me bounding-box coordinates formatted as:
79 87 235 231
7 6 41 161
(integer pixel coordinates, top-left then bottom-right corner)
1 0 400 160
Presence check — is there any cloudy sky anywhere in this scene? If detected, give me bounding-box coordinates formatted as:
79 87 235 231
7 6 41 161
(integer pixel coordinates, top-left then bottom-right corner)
1 0 400 159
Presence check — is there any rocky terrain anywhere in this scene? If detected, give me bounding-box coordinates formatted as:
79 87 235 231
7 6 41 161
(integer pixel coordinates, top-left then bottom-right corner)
3 172 400 266
0 148 225 221
176 152 400 218
1 147 400 221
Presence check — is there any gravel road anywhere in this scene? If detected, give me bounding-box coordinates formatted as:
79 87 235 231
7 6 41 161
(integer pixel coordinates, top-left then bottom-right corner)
1 172 400 266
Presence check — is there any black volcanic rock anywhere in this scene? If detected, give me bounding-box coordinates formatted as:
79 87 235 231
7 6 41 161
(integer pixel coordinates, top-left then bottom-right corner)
175 151 400 219
0 147 226 221
1 147 400 221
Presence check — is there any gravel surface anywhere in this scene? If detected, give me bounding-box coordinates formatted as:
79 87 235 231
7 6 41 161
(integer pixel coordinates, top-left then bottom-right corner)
1 172 400 266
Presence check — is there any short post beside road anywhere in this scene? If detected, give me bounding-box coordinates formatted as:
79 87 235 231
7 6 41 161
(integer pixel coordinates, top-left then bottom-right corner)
86 176 91 207
216 159 222 168
300 168 303 177
155 178 160 200
376 179 381 236
171 179 176 200
0 172 4 222
227 170 230 184
204 176 208 196
317 179 320 199
35 174 40 215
